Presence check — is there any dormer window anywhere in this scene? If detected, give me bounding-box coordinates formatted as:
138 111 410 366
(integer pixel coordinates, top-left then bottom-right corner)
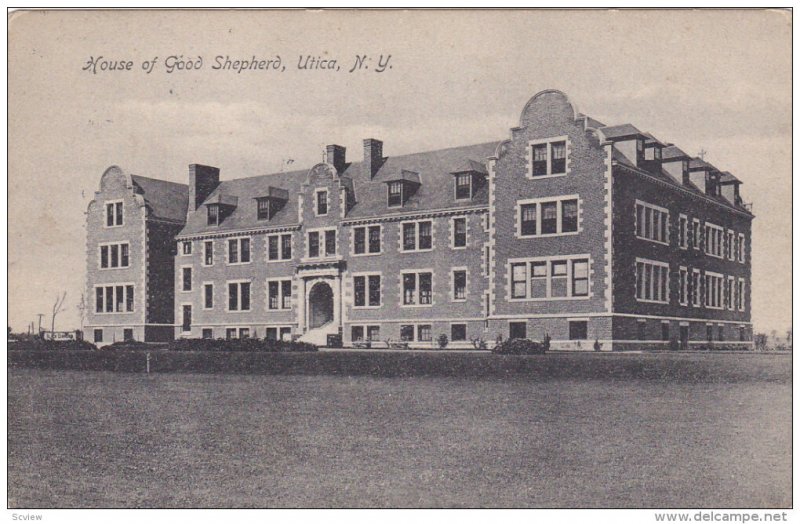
254 187 288 221
256 198 272 220
207 204 220 226
644 145 663 161
455 173 472 200
388 181 403 207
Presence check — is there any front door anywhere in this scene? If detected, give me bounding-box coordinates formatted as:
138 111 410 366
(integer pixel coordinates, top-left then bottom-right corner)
308 282 334 329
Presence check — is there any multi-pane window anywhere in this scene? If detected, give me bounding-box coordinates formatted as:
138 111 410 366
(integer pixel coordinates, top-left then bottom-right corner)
182 241 192 255
266 327 292 341
455 173 472 200
227 281 251 311
204 241 214 266
388 181 403 207
725 276 734 310
401 221 433 251
95 285 134 313
307 230 336 258
509 257 590 300
517 197 579 237
679 267 688 305
691 269 701 307
692 219 701 250
227 238 251 264
352 326 380 342
402 271 433 305
99 243 129 269
353 225 381 255
106 201 123 227
256 198 272 220
452 217 467 248
182 267 192 292
207 204 219 226
451 324 467 342
353 275 381 307
204 283 214 309
417 325 432 342
267 234 292 261
704 223 724 258
704 273 724 309
678 215 688 249
738 233 745 263
268 280 292 310
635 201 669 244
635 258 669 304
316 190 328 216
726 230 735 260
530 138 568 177
399 325 432 343
737 279 745 311
452 269 467 300
400 325 415 342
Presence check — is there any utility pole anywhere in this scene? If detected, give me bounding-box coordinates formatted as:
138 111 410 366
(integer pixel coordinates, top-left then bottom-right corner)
36 314 44 337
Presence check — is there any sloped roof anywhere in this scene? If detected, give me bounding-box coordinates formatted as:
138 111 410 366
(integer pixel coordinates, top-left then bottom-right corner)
662 145 690 161
599 123 643 140
720 171 742 184
130 175 188 223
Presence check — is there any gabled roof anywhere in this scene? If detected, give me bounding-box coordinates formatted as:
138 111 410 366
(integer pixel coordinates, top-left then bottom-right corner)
130 175 188 223
643 132 666 146
720 171 742 184
662 145 690 161
689 158 716 171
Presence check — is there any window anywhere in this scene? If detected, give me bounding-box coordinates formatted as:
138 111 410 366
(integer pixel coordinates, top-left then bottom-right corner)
484 246 490 277
718 325 724 342
353 274 381 307
678 215 688 249
727 276 736 311
509 322 527 340
367 325 380 342
351 326 364 342
203 241 214 266
308 231 319 258
353 225 381 255
679 267 688 306
451 324 467 342
106 201 123 227
726 230 735 260
325 230 336 256
266 328 278 341
226 328 238 340
569 320 587 341
691 269 701 307
93 329 103 343
455 173 472 200
352 325 382 343
738 233 745 263
257 198 272 220
704 223 724 258
123 328 134 342
529 137 568 177
182 241 192 255
204 283 214 309
182 267 192 292
692 218 701 250
510 256 590 300
182 305 192 333
202 328 213 339
94 285 134 313
268 280 292 310
207 204 219 226
704 272 724 309
635 201 669 244
388 181 403 207
635 258 669 304
227 237 251 264
517 196 580 237
267 234 292 261
316 190 328 216
452 217 467 248
227 281 251 311
452 269 467 301
418 325 432 342
739 326 746 342
401 221 433 252
308 229 336 258
99 242 130 269
661 322 670 341
707 325 714 343
402 271 432 306
737 279 745 311
400 325 415 342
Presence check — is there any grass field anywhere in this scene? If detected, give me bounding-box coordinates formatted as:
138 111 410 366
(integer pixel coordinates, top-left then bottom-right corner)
7 352 791 508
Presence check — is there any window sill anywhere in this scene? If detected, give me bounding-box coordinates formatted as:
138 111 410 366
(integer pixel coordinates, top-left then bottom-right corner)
635 298 670 305
516 230 580 240
401 304 434 308
635 236 670 246
225 309 253 313
508 296 590 302
267 308 293 312
451 245 467 250
266 258 293 263
98 267 131 271
351 252 383 257
352 305 382 310
526 172 568 181
226 261 252 266
400 248 434 254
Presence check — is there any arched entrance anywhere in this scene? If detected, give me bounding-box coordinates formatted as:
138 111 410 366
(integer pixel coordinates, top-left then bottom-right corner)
308 281 334 329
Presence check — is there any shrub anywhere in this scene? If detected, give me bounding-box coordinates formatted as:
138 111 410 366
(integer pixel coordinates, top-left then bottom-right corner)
167 337 317 352
437 334 449 349
470 337 488 350
491 338 547 355
9 338 97 351
102 340 153 351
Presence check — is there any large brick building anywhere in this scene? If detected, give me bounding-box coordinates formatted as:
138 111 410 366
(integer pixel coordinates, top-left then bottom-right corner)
85 90 753 350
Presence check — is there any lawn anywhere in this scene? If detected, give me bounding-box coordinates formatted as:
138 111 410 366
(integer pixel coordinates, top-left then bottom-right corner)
7 352 791 508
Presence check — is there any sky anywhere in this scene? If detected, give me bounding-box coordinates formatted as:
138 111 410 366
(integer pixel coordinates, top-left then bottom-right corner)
7 9 792 334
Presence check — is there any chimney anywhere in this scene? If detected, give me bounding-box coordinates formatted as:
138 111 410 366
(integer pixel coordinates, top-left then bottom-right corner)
188 164 220 212
363 138 383 178
326 144 347 174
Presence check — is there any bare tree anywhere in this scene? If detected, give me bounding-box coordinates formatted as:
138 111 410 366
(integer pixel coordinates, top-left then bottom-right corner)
51 291 67 337
76 293 87 333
